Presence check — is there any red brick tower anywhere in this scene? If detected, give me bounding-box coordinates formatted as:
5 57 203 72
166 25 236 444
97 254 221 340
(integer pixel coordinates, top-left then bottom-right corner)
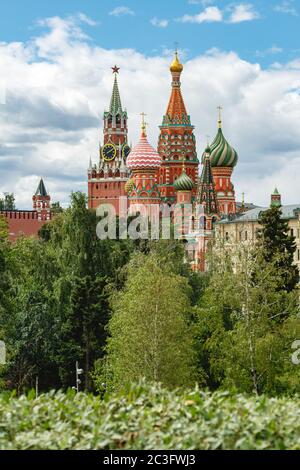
32 178 51 221
88 66 130 214
158 52 198 204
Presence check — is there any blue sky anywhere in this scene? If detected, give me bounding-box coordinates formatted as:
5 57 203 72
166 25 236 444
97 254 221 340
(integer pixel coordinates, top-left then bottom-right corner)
0 0 300 208
1 0 299 67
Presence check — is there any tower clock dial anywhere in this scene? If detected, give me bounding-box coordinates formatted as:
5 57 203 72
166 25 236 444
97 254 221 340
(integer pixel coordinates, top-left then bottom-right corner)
122 144 131 159
102 143 117 162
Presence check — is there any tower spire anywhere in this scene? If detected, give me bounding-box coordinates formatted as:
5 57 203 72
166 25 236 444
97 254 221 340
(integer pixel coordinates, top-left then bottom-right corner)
217 105 222 129
198 147 219 216
109 67 123 115
163 51 189 126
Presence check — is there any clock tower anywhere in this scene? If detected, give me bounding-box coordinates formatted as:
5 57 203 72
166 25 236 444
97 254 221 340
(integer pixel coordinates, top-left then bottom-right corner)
88 66 130 214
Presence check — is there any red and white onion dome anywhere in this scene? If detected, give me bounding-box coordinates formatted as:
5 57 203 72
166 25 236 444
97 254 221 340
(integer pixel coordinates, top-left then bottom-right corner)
127 127 161 171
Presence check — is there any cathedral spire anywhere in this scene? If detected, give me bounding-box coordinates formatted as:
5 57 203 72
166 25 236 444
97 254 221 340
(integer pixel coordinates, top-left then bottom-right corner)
158 52 198 203
198 147 219 216
163 51 190 126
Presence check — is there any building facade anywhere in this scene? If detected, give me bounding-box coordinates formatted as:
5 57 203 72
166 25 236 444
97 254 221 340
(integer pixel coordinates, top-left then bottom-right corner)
216 190 300 271
0 178 52 241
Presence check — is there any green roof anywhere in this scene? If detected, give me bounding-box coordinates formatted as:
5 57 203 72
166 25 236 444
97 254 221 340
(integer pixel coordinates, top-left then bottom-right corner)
35 178 48 197
109 75 123 115
174 170 194 191
207 127 238 168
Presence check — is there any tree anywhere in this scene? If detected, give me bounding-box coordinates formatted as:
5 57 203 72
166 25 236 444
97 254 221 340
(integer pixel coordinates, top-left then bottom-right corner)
0 193 16 211
105 253 196 389
56 275 109 390
0 215 8 240
258 206 299 292
195 241 299 395
51 201 63 214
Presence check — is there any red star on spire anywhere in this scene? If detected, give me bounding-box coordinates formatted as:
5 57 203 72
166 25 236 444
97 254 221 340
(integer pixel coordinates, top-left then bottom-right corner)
112 65 120 74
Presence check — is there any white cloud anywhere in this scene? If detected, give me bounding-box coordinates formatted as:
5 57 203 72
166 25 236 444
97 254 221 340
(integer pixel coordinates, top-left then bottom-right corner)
178 6 223 23
150 18 169 28
1 16 300 208
228 4 260 23
274 1 298 16
77 13 97 26
256 45 283 57
188 0 214 4
109 6 135 17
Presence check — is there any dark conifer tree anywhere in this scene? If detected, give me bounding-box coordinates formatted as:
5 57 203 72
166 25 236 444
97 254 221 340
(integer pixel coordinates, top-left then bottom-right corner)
258 205 299 292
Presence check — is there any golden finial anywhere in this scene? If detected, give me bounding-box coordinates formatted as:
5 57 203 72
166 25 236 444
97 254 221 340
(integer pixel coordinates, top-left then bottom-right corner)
170 46 183 73
217 105 223 128
140 112 147 136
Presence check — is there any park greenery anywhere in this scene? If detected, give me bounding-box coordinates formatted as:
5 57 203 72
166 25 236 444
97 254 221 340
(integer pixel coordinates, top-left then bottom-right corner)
0 191 299 400
0 382 300 450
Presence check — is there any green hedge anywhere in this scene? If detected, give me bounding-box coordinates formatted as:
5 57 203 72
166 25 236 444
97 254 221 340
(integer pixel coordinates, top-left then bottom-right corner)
0 383 299 450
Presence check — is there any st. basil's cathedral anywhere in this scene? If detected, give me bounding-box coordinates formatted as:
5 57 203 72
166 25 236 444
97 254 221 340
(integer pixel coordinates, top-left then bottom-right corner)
87 52 239 271
3 52 297 273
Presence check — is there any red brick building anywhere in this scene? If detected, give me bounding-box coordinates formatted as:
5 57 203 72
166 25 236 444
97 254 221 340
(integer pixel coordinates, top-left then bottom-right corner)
0 178 52 241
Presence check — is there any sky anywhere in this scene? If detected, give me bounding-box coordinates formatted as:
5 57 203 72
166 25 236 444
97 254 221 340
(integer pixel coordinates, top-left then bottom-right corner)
0 0 300 208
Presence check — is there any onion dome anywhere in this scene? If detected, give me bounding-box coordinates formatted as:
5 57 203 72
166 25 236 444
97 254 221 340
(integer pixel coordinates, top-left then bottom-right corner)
174 169 194 191
207 110 238 167
127 120 161 170
125 178 134 194
170 51 183 73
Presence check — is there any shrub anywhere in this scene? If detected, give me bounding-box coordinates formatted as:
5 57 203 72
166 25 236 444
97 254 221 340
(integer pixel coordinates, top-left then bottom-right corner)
0 383 299 450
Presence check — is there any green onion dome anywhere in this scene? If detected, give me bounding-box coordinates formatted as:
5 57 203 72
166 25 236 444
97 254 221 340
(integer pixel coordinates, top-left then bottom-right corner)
125 178 134 194
208 126 238 168
174 170 194 191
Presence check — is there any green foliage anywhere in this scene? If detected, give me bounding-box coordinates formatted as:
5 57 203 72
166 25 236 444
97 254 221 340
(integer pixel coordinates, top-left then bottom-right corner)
0 215 8 240
104 253 196 389
0 193 15 211
195 242 300 395
0 383 299 450
258 206 299 291
0 192 135 392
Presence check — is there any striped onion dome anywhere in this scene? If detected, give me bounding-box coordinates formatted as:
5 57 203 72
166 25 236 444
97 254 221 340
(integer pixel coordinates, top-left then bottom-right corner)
127 131 161 170
125 178 134 194
207 127 238 168
174 170 194 191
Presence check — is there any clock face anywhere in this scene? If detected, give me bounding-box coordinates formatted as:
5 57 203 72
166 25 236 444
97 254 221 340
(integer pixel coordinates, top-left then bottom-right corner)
102 143 117 162
122 144 131 159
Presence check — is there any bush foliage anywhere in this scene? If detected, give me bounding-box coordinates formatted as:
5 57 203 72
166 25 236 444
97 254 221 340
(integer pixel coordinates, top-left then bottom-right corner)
0 383 299 450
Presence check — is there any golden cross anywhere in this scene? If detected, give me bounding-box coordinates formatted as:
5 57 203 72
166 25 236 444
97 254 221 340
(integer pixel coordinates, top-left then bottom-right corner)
217 106 223 122
140 112 148 134
217 106 223 128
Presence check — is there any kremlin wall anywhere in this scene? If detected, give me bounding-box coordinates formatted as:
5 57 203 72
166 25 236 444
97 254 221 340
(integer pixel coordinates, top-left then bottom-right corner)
1 52 299 271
